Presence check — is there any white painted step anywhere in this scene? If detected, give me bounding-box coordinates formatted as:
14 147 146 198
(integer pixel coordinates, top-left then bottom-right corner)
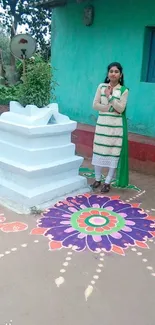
0 175 88 208
0 155 83 172
0 141 75 165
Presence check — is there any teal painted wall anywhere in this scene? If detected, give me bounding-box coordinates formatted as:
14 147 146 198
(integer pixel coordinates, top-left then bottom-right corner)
51 0 155 137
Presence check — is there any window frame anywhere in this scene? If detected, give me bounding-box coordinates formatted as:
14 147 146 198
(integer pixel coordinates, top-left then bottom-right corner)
141 26 155 83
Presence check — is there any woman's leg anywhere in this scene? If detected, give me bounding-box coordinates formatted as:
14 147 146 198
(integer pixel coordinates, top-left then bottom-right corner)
91 165 102 189
95 165 102 181
101 167 115 193
105 167 115 184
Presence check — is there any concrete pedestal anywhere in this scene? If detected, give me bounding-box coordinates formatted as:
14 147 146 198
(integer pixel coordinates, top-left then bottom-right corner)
0 102 89 214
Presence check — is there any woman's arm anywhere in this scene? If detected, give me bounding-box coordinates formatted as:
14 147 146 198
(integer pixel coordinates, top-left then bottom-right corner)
109 89 129 114
93 85 110 112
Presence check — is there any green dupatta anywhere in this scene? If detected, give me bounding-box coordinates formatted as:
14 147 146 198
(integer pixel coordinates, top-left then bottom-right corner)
115 86 129 188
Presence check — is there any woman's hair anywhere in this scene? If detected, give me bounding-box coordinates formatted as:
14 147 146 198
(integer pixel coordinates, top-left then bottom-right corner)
104 62 124 86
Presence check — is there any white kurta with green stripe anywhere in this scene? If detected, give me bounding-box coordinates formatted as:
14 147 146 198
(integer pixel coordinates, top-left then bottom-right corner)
92 85 123 168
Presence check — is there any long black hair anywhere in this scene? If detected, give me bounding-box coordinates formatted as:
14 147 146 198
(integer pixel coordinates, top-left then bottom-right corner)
104 62 124 86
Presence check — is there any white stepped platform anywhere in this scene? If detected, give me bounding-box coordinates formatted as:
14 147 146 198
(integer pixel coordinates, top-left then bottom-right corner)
0 102 90 214
0 176 88 214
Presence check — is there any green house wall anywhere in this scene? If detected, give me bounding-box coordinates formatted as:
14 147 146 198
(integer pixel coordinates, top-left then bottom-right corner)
51 0 155 137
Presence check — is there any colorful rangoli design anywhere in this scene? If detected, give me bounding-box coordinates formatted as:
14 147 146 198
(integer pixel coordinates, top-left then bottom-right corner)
31 194 155 255
0 216 28 233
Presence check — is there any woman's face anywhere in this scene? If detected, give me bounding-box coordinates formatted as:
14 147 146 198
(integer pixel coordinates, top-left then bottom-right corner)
108 66 122 83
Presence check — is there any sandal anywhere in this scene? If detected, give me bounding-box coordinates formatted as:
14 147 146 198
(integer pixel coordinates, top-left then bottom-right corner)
91 180 101 189
101 183 110 193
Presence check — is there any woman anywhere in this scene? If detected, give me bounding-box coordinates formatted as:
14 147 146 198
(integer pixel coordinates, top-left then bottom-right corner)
92 62 129 193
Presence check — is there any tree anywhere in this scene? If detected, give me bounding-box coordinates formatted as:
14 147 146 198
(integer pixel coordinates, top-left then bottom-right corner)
0 27 11 65
0 0 51 60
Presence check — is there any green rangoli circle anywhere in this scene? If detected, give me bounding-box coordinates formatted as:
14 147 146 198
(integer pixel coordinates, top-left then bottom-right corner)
70 208 125 235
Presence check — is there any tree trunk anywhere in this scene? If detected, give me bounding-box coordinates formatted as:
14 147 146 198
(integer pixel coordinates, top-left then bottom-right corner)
9 15 18 84
0 49 5 85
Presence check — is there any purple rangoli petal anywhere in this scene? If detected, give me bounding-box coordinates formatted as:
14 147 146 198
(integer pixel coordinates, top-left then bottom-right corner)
53 202 76 214
110 231 135 247
88 195 110 208
122 226 132 232
121 207 147 219
105 206 114 211
117 204 132 212
43 208 71 218
60 220 71 225
67 194 91 208
92 235 102 242
125 220 135 226
119 213 128 218
121 228 152 241
110 232 122 239
78 233 86 239
45 225 77 241
65 196 82 210
86 234 112 252
38 217 70 228
128 218 153 231
104 200 131 213
62 232 86 251
92 204 101 208
64 227 75 233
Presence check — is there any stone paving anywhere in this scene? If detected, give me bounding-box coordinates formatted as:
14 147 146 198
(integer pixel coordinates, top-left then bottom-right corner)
0 161 155 325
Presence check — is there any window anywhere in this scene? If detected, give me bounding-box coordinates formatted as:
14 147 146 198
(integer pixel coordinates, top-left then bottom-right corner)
141 27 155 83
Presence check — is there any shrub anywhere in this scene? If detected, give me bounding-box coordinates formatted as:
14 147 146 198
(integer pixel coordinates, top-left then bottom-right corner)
0 84 20 105
0 56 57 108
18 61 57 108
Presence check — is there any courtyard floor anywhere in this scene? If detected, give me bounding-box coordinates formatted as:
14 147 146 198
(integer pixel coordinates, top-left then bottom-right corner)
0 161 155 325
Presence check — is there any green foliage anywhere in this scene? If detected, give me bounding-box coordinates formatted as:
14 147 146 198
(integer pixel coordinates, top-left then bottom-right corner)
16 53 44 79
18 60 57 107
0 84 20 104
0 57 57 106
